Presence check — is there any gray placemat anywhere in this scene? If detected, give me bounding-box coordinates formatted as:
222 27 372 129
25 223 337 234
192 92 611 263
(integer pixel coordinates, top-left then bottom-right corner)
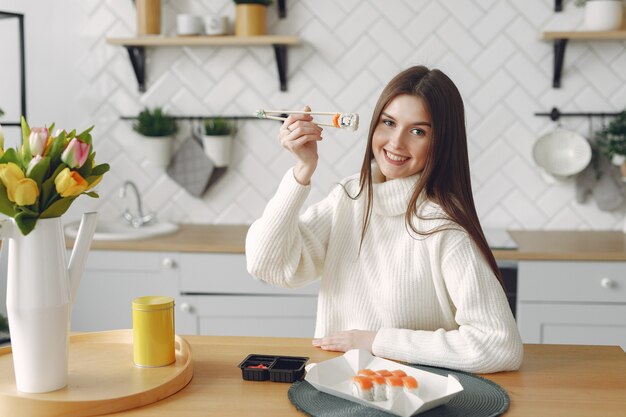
288 364 509 417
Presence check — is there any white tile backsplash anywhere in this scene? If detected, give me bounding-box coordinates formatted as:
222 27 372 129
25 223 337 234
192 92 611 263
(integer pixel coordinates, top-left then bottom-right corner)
3 0 625 229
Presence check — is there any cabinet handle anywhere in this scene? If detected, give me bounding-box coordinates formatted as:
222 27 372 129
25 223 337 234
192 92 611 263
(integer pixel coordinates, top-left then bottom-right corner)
180 302 193 313
600 277 615 289
162 258 176 269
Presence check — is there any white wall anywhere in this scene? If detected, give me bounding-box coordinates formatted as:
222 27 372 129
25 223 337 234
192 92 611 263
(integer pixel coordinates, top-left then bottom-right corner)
1 0 625 230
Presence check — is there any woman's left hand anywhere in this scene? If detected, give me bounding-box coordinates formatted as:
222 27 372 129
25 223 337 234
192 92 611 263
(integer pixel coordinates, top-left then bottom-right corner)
312 330 377 352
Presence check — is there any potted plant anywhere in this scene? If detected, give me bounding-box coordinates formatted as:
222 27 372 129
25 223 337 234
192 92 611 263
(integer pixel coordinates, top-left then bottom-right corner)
597 109 626 175
133 107 177 168
202 117 235 167
234 0 272 36
574 0 623 31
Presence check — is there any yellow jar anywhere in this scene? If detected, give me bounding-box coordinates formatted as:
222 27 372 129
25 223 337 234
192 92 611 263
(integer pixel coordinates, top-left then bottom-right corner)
132 296 175 367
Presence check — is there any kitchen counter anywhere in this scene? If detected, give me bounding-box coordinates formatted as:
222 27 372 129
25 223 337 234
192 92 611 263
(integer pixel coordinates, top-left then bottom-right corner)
102 336 625 417
74 225 626 261
71 224 250 253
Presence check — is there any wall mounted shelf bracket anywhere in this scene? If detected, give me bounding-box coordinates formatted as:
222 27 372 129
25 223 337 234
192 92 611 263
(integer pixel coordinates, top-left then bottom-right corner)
552 38 568 88
125 46 146 92
273 44 288 91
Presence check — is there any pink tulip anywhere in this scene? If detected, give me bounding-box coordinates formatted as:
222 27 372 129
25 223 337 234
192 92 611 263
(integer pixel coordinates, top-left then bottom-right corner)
29 127 49 156
61 138 90 168
26 155 43 176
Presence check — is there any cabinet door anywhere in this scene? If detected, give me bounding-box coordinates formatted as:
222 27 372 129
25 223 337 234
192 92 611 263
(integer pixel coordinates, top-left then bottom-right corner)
71 251 180 332
179 253 319 295
176 295 317 337
517 303 626 349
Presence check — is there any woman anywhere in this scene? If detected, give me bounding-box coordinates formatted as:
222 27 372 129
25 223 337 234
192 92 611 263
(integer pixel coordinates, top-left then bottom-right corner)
245 66 523 373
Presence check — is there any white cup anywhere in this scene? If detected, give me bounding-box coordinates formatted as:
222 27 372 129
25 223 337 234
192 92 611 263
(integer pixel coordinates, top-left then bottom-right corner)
176 14 202 36
204 16 228 35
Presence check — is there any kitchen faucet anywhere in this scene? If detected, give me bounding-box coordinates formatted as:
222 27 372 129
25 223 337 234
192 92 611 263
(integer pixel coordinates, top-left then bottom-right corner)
119 180 155 228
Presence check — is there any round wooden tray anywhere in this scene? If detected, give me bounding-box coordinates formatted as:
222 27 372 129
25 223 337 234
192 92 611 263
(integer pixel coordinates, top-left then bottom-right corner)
0 329 193 417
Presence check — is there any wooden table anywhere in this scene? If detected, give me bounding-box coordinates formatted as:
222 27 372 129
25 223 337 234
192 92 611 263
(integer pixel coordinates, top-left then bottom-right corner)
103 336 625 417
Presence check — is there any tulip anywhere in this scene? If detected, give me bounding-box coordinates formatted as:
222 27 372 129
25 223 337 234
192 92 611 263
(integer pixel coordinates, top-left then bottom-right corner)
29 127 49 156
60 138 90 168
8 178 39 206
26 155 43 176
0 162 25 188
54 167 88 197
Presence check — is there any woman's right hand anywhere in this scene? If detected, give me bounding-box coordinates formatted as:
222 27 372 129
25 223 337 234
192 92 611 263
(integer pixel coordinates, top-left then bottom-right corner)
278 106 323 185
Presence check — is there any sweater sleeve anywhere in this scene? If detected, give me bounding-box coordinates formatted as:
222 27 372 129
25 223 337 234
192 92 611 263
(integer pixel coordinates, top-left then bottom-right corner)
372 232 524 374
245 168 337 288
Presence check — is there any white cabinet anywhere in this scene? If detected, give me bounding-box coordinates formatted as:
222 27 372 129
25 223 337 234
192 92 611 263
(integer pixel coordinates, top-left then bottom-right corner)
176 253 318 337
71 251 179 332
71 250 319 338
516 261 626 349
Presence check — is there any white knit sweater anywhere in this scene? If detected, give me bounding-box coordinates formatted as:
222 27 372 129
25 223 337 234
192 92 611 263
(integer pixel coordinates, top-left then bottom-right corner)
245 166 523 373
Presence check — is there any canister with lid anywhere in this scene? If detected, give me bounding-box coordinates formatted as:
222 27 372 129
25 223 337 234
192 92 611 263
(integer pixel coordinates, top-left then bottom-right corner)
132 296 175 367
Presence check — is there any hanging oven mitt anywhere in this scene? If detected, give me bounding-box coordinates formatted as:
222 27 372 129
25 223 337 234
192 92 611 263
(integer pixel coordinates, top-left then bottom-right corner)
166 136 214 197
575 143 625 211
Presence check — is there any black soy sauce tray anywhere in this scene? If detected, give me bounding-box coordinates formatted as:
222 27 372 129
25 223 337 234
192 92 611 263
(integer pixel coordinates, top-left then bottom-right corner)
238 354 309 383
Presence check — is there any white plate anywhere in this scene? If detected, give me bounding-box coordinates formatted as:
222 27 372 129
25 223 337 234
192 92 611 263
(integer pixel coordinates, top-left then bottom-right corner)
305 350 463 417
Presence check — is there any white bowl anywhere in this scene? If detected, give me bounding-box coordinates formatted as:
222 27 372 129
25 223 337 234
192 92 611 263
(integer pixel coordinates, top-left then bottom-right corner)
532 129 592 178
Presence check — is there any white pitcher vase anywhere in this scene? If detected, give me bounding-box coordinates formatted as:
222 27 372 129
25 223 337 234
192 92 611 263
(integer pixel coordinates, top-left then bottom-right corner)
2 212 98 393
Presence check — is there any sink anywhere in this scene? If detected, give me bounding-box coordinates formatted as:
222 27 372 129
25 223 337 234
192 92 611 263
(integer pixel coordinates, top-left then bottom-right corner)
64 220 179 241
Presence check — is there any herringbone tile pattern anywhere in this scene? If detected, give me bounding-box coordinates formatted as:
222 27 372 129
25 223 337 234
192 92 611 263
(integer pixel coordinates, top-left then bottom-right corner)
77 0 626 229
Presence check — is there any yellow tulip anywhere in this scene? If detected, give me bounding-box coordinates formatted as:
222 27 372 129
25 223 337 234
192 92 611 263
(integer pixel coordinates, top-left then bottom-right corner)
9 178 39 206
54 167 88 197
0 162 25 188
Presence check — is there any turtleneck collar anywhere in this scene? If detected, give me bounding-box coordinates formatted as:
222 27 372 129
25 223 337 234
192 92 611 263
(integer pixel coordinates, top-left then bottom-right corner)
371 162 422 217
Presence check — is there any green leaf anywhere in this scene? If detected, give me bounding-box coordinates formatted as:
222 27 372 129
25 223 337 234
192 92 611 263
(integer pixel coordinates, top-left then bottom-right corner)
28 156 50 186
17 205 39 217
49 131 66 163
40 196 76 218
91 163 110 176
0 148 20 165
14 211 38 236
20 116 30 147
0 185 17 217
85 191 99 198
40 163 67 209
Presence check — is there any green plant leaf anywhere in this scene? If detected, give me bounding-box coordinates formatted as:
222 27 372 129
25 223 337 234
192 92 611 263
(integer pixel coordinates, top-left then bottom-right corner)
0 185 17 217
0 148 20 165
40 196 76 218
14 211 38 236
20 116 30 147
40 163 67 209
85 191 99 198
91 162 110 176
28 156 50 186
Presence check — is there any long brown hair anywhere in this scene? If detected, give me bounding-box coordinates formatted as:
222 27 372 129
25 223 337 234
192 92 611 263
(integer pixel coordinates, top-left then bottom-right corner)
352 65 503 285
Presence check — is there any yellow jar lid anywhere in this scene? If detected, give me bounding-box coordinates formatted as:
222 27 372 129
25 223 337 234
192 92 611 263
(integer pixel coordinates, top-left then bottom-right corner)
132 296 175 311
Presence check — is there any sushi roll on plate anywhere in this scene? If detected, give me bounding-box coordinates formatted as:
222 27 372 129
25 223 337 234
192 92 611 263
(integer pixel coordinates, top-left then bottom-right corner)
370 374 387 401
351 376 374 401
357 369 376 377
376 369 392 377
391 369 407 378
402 376 420 396
385 376 404 400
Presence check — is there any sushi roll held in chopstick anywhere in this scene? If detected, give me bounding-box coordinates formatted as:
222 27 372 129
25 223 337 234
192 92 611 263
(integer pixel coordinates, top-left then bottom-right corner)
254 109 359 131
351 375 374 401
